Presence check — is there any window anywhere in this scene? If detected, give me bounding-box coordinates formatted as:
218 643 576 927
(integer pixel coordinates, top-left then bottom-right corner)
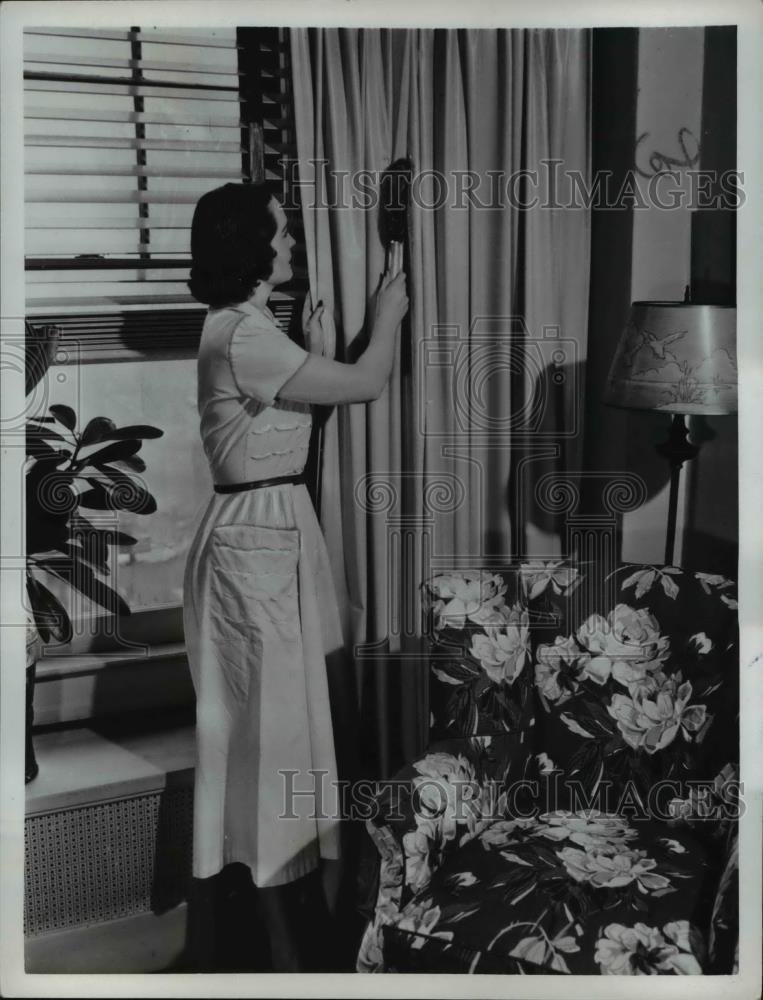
24 26 306 359
23 27 310 662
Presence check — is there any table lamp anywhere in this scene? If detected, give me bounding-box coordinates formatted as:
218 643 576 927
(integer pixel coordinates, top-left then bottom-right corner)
603 301 737 566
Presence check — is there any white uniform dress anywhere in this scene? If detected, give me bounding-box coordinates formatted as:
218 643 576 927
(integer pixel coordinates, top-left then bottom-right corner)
183 298 342 888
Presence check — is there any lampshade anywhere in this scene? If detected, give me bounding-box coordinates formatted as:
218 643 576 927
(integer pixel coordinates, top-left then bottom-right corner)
603 302 737 415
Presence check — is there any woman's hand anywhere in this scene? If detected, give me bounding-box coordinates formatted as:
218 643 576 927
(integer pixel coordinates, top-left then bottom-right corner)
374 242 409 330
302 293 327 355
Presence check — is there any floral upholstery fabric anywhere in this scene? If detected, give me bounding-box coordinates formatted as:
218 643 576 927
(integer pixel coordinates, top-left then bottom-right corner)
382 812 715 974
531 564 738 813
357 561 739 975
423 569 536 740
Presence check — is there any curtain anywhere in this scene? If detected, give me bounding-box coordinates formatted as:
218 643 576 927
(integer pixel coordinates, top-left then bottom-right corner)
291 28 591 779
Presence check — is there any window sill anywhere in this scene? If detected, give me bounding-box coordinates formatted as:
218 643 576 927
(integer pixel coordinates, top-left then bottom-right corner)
32 641 195 727
26 721 195 817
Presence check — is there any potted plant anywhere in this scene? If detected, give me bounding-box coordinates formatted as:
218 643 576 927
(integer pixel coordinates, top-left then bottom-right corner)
24 322 164 782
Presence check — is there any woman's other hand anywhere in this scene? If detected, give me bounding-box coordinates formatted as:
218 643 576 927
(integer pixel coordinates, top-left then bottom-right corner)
302 293 327 355
374 242 409 331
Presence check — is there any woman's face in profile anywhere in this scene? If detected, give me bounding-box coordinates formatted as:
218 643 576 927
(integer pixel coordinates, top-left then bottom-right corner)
266 198 296 287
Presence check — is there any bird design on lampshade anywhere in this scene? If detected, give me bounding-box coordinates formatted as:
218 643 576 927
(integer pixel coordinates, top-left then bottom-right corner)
604 302 737 415
643 327 687 360
622 325 688 368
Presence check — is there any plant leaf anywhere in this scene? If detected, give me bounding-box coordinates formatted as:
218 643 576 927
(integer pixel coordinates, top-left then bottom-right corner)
27 451 73 470
26 575 51 643
26 463 75 553
26 519 71 557
71 515 137 547
57 541 109 576
80 417 117 447
49 404 77 431
26 439 60 461
76 438 143 469
74 481 114 511
94 424 164 442
69 516 109 565
27 421 68 443
84 474 157 515
40 560 131 618
119 454 147 473
26 574 72 644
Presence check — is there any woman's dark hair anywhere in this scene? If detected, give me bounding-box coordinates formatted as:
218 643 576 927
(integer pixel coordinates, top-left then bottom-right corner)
188 183 277 308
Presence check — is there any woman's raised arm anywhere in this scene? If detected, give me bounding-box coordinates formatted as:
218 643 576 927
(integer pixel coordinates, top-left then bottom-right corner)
276 245 408 406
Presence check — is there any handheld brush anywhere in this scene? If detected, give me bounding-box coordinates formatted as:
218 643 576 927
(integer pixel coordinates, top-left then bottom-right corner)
379 156 413 274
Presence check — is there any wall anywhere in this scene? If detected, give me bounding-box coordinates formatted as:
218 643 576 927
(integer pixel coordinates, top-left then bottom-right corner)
684 27 738 577
624 27 705 566
585 27 737 575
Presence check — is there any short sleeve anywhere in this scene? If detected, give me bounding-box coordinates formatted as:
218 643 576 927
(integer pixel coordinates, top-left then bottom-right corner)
227 315 310 406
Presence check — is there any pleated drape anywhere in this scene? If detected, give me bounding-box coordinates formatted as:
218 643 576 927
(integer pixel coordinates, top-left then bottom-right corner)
291 28 591 778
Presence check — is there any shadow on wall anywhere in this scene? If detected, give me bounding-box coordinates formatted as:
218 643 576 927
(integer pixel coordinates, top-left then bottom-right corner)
684 414 738 579
517 357 674 556
520 357 738 578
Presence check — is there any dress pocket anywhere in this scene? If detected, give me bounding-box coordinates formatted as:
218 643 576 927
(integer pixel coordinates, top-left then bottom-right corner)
208 524 301 704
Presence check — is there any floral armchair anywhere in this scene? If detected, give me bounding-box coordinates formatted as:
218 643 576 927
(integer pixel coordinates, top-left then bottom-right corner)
357 561 740 975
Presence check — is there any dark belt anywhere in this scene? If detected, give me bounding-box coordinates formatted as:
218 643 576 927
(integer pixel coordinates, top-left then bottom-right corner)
213 472 307 495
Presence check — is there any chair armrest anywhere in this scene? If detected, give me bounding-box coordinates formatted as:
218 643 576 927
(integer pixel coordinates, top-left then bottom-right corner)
664 760 740 973
356 734 538 972
707 821 739 973
356 736 503 972
355 751 430 973
356 816 407 971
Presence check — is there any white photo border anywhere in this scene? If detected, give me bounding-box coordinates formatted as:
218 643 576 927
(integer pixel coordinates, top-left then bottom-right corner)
1 1 761 998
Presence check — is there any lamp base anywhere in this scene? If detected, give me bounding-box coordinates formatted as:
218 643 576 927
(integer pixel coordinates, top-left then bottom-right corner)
656 413 699 468
656 414 699 567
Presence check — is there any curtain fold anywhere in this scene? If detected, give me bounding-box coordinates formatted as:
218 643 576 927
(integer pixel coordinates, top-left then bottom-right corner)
291 27 591 779
520 29 592 554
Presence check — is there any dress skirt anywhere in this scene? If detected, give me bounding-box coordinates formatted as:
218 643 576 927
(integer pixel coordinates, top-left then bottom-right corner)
183 480 343 888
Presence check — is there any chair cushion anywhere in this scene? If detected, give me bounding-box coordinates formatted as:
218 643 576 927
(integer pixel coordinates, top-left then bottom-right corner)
381 809 721 974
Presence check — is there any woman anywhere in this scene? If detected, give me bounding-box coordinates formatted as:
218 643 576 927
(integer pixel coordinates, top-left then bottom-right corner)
183 182 407 971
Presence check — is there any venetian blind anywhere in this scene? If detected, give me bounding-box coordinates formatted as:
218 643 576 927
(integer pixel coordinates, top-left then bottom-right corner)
24 26 305 358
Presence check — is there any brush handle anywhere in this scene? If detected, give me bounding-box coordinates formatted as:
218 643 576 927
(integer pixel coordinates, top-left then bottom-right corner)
385 240 404 278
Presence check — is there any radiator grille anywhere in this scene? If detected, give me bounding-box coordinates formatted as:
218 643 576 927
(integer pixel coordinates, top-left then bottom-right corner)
25 785 193 936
